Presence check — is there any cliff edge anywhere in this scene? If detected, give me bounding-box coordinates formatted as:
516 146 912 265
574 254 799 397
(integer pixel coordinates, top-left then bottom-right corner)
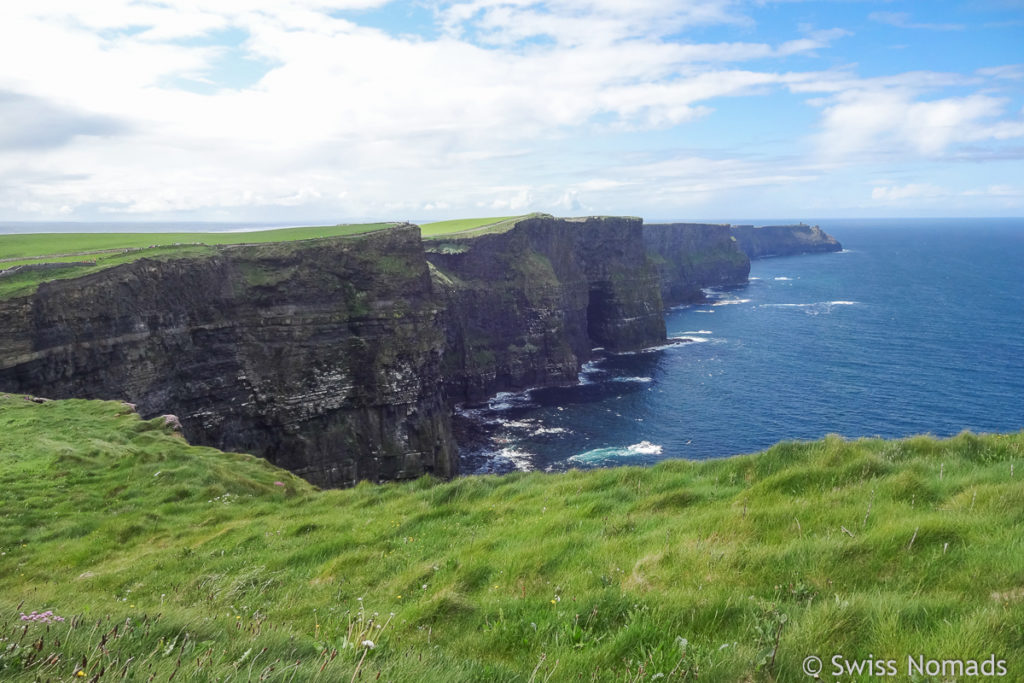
427 215 666 404
0 225 456 487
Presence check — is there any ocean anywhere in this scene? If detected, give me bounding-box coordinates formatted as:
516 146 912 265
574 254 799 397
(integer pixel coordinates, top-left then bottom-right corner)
461 218 1024 473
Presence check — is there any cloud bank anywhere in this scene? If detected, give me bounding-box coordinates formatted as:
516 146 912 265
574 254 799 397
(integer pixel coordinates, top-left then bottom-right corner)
0 1 1021 220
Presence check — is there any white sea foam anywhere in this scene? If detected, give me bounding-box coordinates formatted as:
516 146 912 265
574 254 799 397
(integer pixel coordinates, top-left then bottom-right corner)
491 419 536 429
774 276 793 281
473 447 535 473
748 276 761 280
532 426 570 436
488 391 535 411
613 336 694 355
493 447 534 471
762 301 859 315
694 309 715 313
610 376 653 383
682 330 713 335
711 298 751 306
568 440 663 464
578 360 604 385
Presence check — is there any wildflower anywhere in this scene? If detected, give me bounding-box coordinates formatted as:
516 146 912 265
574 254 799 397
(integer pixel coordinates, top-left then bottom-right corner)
236 616 241 620
77 672 85 678
274 481 285 486
396 595 402 599
361 640 375 649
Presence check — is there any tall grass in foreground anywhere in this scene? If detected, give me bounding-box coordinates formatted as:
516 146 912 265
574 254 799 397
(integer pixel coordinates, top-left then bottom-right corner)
1 393 1022 681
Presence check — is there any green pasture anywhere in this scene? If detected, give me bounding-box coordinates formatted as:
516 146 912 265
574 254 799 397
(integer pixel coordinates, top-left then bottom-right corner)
1 393 1022 681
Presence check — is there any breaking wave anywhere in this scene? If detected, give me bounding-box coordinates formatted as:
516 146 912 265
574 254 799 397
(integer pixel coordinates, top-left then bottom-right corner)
568 441 664 465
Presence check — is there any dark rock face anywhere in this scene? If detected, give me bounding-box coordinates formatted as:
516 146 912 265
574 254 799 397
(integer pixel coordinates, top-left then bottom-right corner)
642 223 750 305
730 224 842 259
0 226 456 487
427 215 666 404
0 214 789 486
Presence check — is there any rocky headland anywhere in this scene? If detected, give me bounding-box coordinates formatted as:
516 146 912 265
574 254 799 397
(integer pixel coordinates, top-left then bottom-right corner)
731 223 842 258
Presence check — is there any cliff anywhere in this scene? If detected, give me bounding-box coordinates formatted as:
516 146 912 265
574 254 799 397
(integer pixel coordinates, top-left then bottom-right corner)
427 215 666 404
1 214 819 486
730 223 841 259
642 223 750 305
0 225 455 487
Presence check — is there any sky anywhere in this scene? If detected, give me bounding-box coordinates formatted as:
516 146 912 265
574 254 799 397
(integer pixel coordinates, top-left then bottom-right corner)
0 1 1022 223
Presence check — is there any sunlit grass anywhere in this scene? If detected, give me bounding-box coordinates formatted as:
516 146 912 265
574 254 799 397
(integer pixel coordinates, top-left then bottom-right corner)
0 223 398 299
419 215 530 238
1 394 1022 681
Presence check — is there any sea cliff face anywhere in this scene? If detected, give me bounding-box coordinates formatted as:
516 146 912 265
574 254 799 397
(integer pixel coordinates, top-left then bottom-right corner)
731 223 841 259
642 223 750 305
0 216 842 486
0 226 455 487
427 215 665 404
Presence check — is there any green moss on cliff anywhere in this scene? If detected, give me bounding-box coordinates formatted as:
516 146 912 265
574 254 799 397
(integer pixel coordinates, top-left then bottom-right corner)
3 393 1022 681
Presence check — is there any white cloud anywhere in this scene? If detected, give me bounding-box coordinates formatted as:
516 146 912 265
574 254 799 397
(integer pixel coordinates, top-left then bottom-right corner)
0 1 1018 220
871 183 945 201
0 0 853 219
437 0 747 47
811 89 1024 159
868 11 965 32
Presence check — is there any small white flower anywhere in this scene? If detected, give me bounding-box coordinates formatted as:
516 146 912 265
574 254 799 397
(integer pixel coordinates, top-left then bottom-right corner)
361 640 375 649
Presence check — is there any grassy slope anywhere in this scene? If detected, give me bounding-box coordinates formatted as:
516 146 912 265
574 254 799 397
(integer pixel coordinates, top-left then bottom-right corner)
419 215 534 239
0 223 397 300
1 395 1022 681
0 224 398 261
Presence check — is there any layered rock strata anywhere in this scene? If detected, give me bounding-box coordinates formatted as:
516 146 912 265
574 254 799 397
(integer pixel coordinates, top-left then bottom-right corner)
642 223 750 305
426 215 666 404
0 226 455 487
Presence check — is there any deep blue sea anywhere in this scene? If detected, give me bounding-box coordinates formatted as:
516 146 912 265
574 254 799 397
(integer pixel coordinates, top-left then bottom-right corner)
463 218 1024 473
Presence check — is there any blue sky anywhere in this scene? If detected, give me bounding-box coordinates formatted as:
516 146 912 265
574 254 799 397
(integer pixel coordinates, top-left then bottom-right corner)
0 0 1021 222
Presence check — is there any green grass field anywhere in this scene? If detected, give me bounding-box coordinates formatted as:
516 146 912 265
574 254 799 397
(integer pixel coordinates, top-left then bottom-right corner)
0 223 397 262
2 393 1022 681
0 223 397 299
419 215 534 239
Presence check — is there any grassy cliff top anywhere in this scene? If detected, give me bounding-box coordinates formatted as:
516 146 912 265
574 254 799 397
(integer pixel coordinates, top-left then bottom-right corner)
0 222 398 299
419 214 536 239
2 393 1022 681
420 213 646 241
